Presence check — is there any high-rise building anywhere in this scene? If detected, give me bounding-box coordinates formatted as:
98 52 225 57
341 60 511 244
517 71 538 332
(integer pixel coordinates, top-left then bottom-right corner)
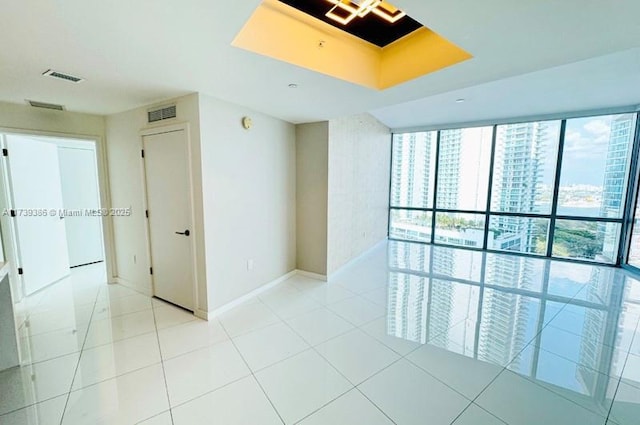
489 122 548 253
601 114 635 217
391 132 435 208
599 114 636 261
436 129 462 210
388 121 555 368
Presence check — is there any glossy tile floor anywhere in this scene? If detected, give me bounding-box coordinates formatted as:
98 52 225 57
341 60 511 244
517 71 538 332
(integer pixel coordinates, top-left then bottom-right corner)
2 242 640 424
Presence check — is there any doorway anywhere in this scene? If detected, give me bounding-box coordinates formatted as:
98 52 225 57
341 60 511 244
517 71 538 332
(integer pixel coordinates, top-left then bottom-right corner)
0 133 107 300
142 127 195 311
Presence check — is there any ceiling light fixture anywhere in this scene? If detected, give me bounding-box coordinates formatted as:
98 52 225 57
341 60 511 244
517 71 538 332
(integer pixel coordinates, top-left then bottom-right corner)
455 98 465 103
288 83 298 88
325 0 407 25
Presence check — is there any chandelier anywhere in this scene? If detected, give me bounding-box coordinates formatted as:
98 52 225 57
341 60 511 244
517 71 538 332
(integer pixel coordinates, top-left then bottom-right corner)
325 0 407 25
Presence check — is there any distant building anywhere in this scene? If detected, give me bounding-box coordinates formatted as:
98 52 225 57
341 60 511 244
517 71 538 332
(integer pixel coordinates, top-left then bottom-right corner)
599 114 636 261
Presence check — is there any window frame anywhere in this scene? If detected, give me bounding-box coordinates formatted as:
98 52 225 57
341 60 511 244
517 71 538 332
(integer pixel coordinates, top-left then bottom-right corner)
388 111 640 267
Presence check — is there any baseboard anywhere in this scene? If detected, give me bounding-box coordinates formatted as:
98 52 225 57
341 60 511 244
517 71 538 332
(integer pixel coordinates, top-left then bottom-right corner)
194 309 209 320
295 269 328 281
327 238 388 280
207 270 297 319
113 277 152 297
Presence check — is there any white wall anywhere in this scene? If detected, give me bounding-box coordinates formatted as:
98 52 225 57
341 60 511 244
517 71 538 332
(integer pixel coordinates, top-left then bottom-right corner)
58 144 104 267
106 92 296 314
0 102 108 298
294 114 391 277
105 93 208 315
0 102 105 137
198 94 296 311
327 114 391 274
295 122 328 276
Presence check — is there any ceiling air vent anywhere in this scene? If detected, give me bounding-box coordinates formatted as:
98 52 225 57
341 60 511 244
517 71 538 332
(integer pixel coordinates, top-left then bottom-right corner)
148 105 177 123
42 69 85 83
27 100 65 111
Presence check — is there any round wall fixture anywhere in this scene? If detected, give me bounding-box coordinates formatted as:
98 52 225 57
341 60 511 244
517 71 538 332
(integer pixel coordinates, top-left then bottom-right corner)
242 116 253 130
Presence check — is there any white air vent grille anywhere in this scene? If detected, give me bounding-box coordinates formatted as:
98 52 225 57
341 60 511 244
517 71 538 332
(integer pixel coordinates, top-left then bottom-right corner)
42 69 84 83
148 105 177 123
27 100 65 111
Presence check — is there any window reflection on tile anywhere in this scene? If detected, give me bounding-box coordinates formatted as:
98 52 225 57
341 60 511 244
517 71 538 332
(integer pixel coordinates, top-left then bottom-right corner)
484 253 545 293
429 279 479 343
547 261 611 302
388 240 430 273
387 272 429 344
478 290 541 367
432 246 483 282
385 241 639 415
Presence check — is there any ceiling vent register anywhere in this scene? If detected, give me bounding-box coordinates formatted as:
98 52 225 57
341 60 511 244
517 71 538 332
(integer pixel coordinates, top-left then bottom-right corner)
148 105 177 123
42 69 84 83
27 100 65 111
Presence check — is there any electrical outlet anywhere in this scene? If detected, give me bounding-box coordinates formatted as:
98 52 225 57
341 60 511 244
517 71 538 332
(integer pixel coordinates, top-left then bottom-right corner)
247 259 254 271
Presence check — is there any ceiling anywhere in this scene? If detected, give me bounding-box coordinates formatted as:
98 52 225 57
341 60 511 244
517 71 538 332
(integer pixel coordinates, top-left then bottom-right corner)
1 0 639 125
373 47 640 130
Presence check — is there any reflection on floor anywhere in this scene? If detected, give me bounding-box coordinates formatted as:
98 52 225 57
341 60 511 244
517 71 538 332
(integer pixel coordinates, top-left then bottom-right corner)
1 242 640 424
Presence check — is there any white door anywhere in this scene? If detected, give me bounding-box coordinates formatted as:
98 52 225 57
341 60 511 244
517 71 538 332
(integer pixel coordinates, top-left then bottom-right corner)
58 146 104 267
5 135 70 295
143 129 194 311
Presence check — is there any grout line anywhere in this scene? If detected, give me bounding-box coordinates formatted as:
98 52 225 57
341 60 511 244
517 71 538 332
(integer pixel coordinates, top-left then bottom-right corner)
0 277 182 421
448 402 510 425
150 302 176 425
451 284 612 423
161 373 251 411
217 319 287 425
249 282 484 422
67 361 164 394
0 394 68 418
80 328 158 352
370 283 591 425
257 299 362 424
15 304 177 368
58 281 104 425
353 387 399 425
9 255 637 425
290 386 359 425
133 410 172 424
604 316 640 423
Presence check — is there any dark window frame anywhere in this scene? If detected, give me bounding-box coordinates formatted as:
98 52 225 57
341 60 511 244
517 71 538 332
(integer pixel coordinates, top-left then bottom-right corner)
387 111 640 267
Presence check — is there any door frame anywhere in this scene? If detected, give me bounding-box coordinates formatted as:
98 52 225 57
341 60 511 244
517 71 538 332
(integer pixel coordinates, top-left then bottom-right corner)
139 122 200 314
0 128 116 300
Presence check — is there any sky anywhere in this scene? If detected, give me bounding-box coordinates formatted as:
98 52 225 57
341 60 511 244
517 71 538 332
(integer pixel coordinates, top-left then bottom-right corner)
511 114 636 187
558 114 635 186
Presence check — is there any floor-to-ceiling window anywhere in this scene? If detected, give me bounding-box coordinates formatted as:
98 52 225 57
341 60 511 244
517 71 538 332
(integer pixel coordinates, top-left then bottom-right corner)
628 199 640 268
389 112 639 265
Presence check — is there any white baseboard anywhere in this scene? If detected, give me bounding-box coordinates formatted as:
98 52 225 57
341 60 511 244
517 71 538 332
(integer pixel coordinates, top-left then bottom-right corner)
295 269 328 281
327 238 388 280
207 270 297 319
194 309 209 320
113 277 152 297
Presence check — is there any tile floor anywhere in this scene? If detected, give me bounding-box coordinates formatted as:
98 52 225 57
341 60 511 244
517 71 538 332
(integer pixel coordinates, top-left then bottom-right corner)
2 241 640 424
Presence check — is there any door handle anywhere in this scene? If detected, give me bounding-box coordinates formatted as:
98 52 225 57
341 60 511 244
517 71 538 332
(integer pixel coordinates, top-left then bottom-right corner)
175 230 190 236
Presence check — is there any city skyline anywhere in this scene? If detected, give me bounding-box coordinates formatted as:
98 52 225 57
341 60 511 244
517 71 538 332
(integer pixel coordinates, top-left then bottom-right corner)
390 113 637 263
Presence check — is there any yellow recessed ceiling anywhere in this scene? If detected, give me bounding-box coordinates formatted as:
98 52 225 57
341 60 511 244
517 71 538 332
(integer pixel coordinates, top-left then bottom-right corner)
232 0 472 90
